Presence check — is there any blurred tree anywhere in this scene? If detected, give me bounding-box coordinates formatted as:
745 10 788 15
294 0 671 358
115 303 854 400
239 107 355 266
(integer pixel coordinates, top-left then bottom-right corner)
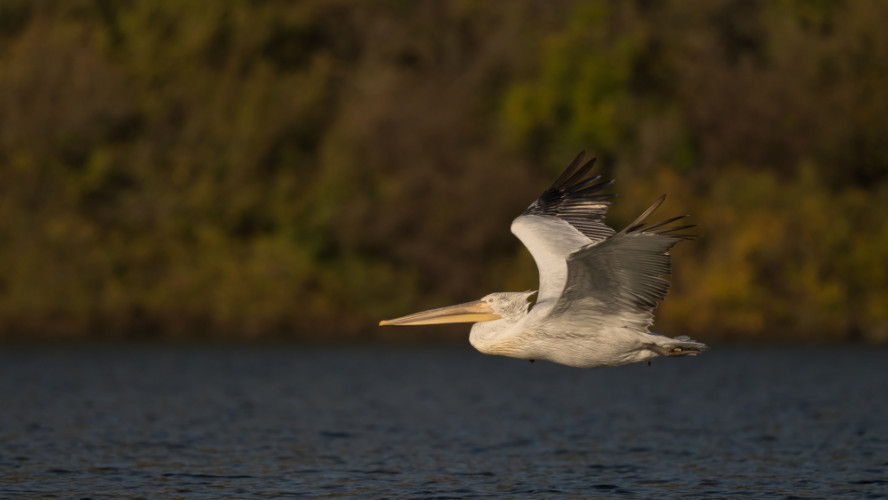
0 0 885 342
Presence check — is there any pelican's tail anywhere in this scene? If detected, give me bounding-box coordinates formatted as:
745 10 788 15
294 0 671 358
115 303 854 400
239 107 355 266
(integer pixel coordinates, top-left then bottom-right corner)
645 335 708 357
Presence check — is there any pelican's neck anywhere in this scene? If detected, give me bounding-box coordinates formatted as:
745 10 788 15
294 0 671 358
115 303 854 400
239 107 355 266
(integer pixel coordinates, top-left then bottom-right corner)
468 293 531 356
469 317 518 355
469 313 527 357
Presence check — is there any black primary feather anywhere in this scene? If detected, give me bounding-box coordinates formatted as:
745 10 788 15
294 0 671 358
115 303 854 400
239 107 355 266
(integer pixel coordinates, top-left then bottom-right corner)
524 151 616 243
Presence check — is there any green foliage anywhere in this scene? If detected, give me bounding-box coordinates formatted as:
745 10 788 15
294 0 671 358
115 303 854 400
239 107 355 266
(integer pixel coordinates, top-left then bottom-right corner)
0 0 886 341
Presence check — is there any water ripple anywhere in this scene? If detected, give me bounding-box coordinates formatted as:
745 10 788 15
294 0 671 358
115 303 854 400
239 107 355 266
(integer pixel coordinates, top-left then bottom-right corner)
0 345 886 498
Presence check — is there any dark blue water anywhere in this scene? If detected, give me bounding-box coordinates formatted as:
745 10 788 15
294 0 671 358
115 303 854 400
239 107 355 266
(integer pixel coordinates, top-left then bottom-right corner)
1 345 886 498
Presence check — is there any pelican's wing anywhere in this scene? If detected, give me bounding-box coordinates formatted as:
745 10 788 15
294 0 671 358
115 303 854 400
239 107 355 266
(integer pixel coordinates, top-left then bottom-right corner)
510 152 616 304
523 151 615 242
549 196 695 331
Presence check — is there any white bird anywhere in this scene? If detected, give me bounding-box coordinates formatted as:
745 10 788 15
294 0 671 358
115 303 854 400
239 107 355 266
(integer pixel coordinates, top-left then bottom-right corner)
380 152 707 368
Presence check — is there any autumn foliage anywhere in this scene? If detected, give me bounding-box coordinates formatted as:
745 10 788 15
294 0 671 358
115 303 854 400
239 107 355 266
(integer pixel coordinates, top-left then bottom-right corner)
1 1 886 342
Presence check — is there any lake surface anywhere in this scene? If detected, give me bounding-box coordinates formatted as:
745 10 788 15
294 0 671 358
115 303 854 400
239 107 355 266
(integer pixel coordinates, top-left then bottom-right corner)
1 344 886 498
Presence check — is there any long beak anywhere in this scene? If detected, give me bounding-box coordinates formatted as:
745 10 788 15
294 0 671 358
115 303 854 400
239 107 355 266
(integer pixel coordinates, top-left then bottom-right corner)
379 300 500 326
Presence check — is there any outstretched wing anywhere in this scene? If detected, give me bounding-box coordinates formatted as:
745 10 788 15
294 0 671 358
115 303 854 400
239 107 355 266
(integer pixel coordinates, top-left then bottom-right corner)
510 152 616 305
549 195 695 331
523 151 615 242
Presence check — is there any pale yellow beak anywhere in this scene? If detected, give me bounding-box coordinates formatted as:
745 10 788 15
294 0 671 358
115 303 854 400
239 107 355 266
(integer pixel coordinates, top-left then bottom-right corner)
379 300 500 326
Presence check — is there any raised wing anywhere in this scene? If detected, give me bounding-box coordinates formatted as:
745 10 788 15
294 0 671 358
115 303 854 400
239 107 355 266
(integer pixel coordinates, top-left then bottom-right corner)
523 151 615 243
511 152 616 305
549 195 695 331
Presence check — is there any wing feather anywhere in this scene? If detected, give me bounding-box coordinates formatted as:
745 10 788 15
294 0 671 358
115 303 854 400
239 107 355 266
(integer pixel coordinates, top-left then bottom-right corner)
512 153 694 331
522 151 616 244
549 197 695 331
512 215 589 305
511 152 618 305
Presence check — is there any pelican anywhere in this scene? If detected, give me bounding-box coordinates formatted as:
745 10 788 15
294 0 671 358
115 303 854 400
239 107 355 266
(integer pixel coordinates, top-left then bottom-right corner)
380 152 707 368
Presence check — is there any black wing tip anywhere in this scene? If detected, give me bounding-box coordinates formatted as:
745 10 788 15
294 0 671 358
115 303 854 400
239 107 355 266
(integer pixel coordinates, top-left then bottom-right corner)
621 195 666 234
622 196 697 239
522 151 616 241
573 177 614 196
661 224 699 240
550 151 587 189
553 152 606 194
526 151 612 214
559 159 599 193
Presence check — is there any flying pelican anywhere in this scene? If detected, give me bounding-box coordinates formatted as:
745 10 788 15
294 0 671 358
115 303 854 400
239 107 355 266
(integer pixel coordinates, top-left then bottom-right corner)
379 152 706 368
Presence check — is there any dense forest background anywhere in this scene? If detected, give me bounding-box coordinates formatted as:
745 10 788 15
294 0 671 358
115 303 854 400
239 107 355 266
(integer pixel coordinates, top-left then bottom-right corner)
1 0 886 343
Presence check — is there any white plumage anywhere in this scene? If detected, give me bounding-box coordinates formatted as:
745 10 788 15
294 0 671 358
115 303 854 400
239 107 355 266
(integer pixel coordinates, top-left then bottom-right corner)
380 152 707 368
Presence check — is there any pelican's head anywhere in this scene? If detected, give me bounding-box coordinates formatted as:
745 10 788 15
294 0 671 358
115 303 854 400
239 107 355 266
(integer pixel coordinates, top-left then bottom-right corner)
379 291 535 326
478 291 536 321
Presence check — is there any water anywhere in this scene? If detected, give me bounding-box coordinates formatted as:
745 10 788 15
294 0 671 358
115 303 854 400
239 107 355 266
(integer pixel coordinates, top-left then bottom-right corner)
1 344 886 498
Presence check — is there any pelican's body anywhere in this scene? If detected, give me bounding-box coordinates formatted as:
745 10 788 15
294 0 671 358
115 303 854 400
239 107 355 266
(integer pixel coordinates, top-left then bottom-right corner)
380 152 706 368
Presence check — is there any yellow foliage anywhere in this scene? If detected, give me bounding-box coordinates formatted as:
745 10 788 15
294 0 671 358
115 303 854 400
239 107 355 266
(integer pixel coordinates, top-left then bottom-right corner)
1 1 887 342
